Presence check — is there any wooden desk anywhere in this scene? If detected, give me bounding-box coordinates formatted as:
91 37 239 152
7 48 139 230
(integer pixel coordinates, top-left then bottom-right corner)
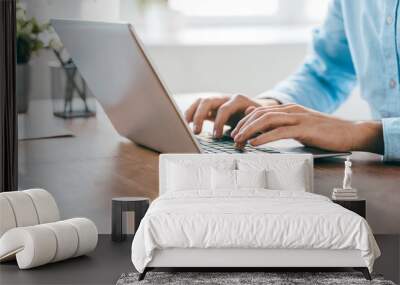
18 99 400 234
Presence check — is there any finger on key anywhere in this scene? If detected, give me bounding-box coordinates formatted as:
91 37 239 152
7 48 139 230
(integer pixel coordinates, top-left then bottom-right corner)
185 98 201 123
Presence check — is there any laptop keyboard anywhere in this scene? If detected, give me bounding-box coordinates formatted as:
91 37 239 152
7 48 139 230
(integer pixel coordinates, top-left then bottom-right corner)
197 135 280 154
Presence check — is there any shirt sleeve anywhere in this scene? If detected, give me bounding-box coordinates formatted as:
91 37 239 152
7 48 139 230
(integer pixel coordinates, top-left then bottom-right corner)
382 118 400 161
258 0 357 113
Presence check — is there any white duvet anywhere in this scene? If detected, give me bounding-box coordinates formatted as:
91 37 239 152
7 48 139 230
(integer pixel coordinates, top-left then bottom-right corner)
131 190 380 273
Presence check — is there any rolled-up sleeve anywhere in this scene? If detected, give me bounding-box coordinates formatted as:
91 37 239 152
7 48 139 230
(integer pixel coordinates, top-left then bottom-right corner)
382 118 400 161
258 0 356 113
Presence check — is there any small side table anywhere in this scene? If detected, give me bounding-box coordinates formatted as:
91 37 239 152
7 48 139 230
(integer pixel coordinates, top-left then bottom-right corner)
332 199 366 218
112 197 150 242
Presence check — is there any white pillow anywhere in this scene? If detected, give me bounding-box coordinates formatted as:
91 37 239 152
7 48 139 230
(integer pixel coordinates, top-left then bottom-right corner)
168 163 210 191
211 169 236 190
266 161 307 191
237 158 308 191
211 169 267 190
236 169 267 189
167 159 235 191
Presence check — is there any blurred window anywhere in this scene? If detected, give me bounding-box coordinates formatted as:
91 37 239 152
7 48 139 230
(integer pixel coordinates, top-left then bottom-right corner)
168 0 329 25
169 0 279 17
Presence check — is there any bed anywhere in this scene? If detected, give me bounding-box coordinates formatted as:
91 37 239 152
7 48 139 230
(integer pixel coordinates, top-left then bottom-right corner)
131 154 380 280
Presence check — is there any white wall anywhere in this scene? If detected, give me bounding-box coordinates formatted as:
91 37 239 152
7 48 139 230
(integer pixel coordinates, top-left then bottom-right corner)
150 44 306 95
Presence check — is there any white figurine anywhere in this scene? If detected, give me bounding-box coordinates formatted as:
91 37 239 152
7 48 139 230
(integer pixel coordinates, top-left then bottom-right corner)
332 156 358 200
342 156 352 190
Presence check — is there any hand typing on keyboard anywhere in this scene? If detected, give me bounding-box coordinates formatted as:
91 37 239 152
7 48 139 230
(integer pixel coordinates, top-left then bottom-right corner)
230 104 383 154
184 94 280 139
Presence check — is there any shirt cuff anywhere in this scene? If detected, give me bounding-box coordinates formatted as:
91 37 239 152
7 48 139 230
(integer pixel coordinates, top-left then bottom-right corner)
382 117 400 161
256 90 296 105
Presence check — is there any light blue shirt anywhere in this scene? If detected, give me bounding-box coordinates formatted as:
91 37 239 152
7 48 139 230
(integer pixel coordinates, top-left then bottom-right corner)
262 0 400 161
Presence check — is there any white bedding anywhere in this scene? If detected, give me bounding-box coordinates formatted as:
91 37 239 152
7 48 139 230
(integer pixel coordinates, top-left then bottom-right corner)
131 190 380 273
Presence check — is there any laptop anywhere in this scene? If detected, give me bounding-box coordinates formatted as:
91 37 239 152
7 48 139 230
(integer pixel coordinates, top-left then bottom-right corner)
51 19 349 158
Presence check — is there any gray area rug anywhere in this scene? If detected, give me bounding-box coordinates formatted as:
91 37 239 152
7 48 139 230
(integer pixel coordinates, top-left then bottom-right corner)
117 272 396 285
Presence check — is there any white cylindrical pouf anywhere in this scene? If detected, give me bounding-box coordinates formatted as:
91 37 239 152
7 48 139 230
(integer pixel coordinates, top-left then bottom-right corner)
1 192 39 227
65 218 98 257
0 196 17 237
0 189 98 269
24 189 60 223
0 219 98 269
0 226 57 269
43 221 79 262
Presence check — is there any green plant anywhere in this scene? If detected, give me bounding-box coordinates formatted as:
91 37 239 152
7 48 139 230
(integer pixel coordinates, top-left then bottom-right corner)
16 2 50 64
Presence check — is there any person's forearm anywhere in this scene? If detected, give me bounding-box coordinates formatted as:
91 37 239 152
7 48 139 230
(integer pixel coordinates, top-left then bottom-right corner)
351 121 384 154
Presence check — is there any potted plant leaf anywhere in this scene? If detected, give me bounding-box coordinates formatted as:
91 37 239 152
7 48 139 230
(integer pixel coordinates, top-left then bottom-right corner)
16 2 50 113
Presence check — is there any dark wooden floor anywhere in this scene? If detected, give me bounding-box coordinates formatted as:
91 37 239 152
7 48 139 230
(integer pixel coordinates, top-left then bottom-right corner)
1 235 398 285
